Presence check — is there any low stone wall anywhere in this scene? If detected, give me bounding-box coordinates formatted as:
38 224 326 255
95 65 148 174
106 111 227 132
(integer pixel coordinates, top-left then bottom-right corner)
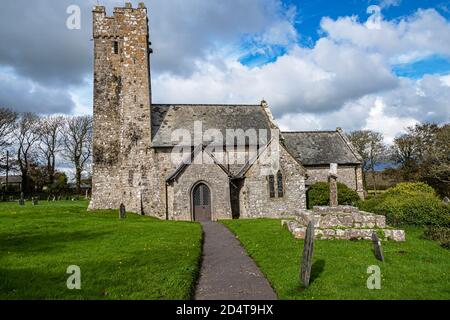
283 206 405 242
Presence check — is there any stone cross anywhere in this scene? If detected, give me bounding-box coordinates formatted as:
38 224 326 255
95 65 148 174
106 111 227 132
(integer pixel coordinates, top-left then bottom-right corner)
328 163 338 207
300 221 315 288
119 203 126 219
18 192 25 206
372 232 385 262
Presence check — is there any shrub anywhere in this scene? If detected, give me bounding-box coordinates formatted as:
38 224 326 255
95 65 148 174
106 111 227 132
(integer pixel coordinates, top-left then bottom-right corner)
307 182 361 209
424 226 450 249
357 182 449 227
385 182 436 197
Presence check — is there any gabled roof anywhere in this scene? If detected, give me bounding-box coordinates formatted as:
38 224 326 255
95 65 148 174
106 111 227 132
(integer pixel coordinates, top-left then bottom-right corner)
282 130 363 166
166 144 233 183
152 104 272 147
235 138 307 179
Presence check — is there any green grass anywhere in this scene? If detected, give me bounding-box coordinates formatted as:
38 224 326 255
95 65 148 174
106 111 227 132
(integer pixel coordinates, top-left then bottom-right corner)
0 201 202 300
222 219 450 300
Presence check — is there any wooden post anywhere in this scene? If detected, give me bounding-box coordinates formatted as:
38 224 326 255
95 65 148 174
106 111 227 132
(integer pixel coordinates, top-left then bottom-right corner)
300 221 315 288
119 203 126 219
372 232 385 262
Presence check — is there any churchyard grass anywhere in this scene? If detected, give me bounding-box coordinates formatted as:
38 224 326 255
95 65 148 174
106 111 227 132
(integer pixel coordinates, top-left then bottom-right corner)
222 219 450 300
0 201 202 300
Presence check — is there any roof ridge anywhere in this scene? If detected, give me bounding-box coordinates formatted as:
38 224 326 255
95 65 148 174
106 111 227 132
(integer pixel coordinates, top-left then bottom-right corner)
283 130 338 134
152 103 261 107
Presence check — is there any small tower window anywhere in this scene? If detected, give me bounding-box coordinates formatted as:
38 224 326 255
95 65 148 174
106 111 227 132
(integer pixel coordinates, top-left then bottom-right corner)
113 41 119 54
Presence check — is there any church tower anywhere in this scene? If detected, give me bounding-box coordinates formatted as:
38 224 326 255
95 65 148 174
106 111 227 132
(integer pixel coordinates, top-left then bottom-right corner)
89 3 153 213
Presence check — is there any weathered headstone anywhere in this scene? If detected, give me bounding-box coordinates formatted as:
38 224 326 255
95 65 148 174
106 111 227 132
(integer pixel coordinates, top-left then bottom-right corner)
32 197 39 205
18 193 25 206
300 221 315 288
328 164 339 207
372 232 385 262
119 203 126 219
443 197 450 204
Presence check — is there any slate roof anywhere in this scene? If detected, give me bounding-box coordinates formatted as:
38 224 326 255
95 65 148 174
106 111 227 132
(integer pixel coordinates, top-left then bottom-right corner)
151 104 272 147
282 131 362 165
151 104 361 167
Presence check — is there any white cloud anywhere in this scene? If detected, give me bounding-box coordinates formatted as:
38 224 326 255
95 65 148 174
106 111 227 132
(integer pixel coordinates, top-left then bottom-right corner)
153 5 450 144
363 98 419 144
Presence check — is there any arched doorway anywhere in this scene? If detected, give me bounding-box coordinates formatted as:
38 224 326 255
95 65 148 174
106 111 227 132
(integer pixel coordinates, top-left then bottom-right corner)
193 183 212 221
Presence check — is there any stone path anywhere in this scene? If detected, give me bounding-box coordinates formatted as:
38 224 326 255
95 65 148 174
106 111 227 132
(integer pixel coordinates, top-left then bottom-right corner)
194 222 277 300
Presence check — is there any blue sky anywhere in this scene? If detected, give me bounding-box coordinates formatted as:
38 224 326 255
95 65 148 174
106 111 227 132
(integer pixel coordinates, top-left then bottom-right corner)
240 0 450 78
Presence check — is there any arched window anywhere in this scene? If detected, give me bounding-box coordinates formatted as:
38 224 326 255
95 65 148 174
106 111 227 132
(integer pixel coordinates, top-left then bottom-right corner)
268 171 284 198
268 175 275 198
277 171 284 198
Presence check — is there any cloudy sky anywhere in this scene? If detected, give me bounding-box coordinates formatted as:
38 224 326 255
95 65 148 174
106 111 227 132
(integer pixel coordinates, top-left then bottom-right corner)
1 0 449 144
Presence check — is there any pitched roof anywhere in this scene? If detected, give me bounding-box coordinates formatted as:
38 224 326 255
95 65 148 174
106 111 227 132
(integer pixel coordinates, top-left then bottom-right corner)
166 144 233 182
151 104 272 147
282 131 362 165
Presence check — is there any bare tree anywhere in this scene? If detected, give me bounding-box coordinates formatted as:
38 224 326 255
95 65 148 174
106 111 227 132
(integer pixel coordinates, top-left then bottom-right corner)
61 116 93 194
348 130 387 191
14 113 41 194
0 108 18 179
0 107 18 150
38 116 63 186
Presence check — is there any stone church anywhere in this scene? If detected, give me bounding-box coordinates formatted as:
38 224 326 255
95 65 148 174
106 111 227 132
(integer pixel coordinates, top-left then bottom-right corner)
88 3 364 221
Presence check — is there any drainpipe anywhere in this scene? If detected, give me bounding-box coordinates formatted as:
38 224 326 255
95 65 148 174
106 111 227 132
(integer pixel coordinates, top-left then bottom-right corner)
165 182 169 221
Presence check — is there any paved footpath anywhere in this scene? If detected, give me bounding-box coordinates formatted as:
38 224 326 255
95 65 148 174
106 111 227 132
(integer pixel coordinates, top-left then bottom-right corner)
194 222 277 300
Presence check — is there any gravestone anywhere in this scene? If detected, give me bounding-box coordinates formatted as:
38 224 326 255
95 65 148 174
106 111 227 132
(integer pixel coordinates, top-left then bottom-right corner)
32 197 39 205
372 232 385 262
119 203 126 219
443 197 450 204
300 221 315 288
328 163 339 207
18 193 25 206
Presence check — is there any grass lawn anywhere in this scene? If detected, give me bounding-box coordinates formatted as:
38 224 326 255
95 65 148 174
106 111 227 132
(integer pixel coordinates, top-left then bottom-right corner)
222 219 450 300
0 201 202 300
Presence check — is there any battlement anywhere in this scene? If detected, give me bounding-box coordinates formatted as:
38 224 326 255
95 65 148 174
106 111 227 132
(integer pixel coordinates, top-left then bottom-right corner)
93 2 148 39
93 2 146 14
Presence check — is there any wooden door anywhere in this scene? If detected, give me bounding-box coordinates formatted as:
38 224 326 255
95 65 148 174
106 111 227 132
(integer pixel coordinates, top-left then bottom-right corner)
193 183 211 221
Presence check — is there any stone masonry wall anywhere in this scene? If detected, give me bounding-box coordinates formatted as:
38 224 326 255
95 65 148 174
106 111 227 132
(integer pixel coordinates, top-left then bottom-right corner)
284 206 406 241
240 142 307 218
168 152 232 221
89 4 154 214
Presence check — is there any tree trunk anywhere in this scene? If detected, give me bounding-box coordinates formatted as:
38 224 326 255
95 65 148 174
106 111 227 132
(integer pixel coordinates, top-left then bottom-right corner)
75 168 82 195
